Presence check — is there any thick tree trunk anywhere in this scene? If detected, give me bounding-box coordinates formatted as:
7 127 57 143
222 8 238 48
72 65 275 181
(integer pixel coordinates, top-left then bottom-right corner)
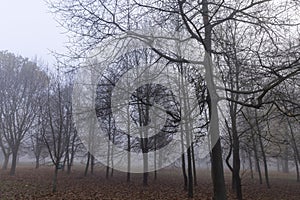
211 140 227 200
202 0 227 198
10 150 18 176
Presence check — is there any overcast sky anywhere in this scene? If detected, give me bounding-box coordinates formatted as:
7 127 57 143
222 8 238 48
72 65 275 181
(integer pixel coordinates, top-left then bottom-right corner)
0 0 67 65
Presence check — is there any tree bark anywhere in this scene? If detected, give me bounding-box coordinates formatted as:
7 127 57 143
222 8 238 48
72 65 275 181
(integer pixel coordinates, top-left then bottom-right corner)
10 149 18 176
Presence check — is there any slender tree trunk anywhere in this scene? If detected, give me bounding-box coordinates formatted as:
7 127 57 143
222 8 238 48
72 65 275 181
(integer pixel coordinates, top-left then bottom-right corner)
255 111 270 188
142 143 148 186
248 150 254 179
110 137 114 177
294 155 300 182
154 136 157 181
84 152 90 176
231 111 242 200
106 145 110 179
191 142 197 186
67 151 74 175
2 153 10 170
127 124 131 182
182 153 188 191
181 127 187 191
287 119 300 174
277 157 280 172
258 133 270 188
106 116 112 179
187 147 193 198
252 131 262 184
91 154 94 175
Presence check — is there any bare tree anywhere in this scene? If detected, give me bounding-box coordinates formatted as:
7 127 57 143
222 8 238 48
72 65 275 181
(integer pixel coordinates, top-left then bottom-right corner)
42 70 71 192
0 51 47 175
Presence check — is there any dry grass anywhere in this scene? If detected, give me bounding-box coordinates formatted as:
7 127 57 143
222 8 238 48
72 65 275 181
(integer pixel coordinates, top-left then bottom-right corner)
0 164 299 199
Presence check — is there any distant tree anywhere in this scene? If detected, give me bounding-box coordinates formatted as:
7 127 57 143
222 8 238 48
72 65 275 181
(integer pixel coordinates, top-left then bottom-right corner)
42 70 71 192
0 51 48 175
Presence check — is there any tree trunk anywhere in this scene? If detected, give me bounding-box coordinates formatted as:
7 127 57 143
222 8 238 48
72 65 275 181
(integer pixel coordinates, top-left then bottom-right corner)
191 142 197 186
187 147 193 198
84 152 90 176
181 129 188 191
248 150 254 179
127 133 131 182
277 157 280 172
182 153 188 191
287 119 300 175
282 146 289 173
255 111 270 188
258 133 270 188
35 157 40 169
91 154 94 175
154 136 157 181
202 0 227 198
211 139 227 200
231 108 242 200
2 153 10 170
10 150 18 176
52 166 59 192
295 155 300 182
252 131 262 184
142 148 148 186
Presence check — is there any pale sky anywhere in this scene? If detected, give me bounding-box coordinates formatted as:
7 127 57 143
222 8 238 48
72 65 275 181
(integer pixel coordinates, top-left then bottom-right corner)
0 0 67 65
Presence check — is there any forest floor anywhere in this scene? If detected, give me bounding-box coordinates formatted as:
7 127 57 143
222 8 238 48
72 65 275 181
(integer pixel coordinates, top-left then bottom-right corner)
0 164 299 199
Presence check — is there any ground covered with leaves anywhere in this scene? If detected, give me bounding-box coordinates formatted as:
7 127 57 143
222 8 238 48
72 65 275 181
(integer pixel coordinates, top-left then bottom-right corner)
0 165 299 199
